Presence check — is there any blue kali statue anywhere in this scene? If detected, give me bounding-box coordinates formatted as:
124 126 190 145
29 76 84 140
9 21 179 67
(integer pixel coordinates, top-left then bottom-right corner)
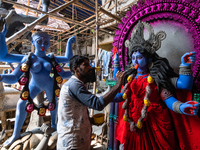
0 22 75 146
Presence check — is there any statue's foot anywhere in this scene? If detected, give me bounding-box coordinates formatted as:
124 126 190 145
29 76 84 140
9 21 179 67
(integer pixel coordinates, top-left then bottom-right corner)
2 135 20 148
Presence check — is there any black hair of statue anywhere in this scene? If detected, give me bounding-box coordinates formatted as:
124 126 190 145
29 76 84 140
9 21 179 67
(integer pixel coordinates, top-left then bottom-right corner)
69 55 89 74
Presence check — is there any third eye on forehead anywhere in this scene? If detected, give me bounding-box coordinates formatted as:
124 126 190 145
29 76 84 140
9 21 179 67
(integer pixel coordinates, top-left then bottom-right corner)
36 39 49 45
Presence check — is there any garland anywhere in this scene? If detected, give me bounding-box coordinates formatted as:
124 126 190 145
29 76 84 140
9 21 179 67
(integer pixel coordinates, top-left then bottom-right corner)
19 53 63 116
122 74 154 130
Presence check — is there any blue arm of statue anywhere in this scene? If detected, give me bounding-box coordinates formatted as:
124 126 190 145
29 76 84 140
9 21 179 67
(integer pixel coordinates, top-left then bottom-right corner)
0 23 24 63
164 96 199 115
112 52 124 102
0 62 24 84
113 92 124 102
176 75 193 90
114 53 121 80
176 52 196 90
54 36 76 63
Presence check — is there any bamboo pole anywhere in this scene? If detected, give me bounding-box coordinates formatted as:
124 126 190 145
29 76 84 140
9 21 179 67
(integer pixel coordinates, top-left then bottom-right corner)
52 0 87 20
8 42 19 53
36 25 65 31
90 0 99 117
5 0 78 44
99 7 121 23
62 0 115 34
73 3 94 15
61 0 118 37
25 0 30 15
35 0 42 17
3 0 112 36
75 2 95 13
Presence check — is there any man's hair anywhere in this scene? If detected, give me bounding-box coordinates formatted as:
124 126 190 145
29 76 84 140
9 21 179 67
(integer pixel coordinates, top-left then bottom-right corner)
69 55 89 74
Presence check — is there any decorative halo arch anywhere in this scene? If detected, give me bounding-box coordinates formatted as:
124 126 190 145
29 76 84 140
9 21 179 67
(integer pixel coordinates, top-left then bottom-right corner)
112 0 200 91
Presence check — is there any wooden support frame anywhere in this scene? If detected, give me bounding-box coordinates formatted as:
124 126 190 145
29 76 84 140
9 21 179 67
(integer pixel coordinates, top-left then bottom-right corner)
99 7 121 23
5 0 79 44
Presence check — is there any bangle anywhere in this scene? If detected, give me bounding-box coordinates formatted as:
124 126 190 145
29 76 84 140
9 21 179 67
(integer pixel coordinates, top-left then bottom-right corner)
172 101 183 114
179 66 192 75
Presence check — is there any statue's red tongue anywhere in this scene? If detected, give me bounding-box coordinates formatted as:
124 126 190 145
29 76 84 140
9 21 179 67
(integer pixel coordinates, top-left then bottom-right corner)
41 47 45 51
134 64 139 69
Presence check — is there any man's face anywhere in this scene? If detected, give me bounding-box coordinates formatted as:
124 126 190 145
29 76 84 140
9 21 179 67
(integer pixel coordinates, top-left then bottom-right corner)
78 59 92 78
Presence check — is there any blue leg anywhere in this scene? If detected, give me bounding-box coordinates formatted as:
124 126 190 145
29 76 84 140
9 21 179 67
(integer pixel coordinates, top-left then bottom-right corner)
45 86 57 130
3 85 40 147
50 99 58 130
3 99 26 146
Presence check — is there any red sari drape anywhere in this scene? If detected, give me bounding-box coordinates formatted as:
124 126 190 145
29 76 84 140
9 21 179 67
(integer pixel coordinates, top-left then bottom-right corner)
115 76 200 150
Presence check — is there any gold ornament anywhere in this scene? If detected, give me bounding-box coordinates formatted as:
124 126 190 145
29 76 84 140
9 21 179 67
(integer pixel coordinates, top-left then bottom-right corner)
144 99 151 106
55 89 60 97
56 76 63 84
22 91 29 99
122 93 127 99
21 64 29 72
39 108 46 116
123 115 128 122
147 76 154 84
127 76 132 82
137 121 143 129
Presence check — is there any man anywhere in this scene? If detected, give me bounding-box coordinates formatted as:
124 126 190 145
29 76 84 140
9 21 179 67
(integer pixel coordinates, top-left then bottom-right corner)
57 55 125 150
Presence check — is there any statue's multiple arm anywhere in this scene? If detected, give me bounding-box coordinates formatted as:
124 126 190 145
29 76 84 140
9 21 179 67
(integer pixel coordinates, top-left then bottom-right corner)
163 52 198 115
172 52 196 90
0 23 24 63
54 36 76 63
0 63 23 84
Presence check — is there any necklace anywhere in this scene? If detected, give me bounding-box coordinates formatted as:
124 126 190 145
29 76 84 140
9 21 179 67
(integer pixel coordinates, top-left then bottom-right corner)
137 70 149 75
122 74 154 131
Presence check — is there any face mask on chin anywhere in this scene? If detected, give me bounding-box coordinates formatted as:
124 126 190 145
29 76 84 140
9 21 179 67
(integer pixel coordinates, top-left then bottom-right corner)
84 67 96 83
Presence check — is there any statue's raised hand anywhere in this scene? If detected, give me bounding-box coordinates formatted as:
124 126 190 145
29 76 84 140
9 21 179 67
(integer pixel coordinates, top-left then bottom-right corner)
181 51 196 66
67 35 76 44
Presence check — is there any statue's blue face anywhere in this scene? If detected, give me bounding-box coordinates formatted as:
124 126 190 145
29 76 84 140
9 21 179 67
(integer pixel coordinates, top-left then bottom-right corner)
132 51 148 72
33 35 50 52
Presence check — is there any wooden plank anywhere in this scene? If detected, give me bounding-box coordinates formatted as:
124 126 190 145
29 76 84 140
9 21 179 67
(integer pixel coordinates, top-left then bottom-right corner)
5 0 79 44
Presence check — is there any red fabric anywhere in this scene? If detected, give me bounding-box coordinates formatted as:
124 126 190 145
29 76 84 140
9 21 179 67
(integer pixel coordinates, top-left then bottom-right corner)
115 76 200 150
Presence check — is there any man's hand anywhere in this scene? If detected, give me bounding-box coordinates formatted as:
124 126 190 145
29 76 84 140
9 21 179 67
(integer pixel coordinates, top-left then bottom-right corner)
115 71 126 86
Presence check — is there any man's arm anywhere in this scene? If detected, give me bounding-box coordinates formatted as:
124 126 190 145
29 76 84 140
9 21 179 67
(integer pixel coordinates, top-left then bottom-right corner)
69 71 125 111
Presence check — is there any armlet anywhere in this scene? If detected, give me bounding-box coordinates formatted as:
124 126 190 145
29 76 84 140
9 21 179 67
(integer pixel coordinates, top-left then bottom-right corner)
160 88 173 101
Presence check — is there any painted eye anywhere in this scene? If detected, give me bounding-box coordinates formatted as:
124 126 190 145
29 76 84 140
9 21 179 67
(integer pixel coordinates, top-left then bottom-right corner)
44 41 49 45
132 57 135 60
37 40 42 44
138 56 143 59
